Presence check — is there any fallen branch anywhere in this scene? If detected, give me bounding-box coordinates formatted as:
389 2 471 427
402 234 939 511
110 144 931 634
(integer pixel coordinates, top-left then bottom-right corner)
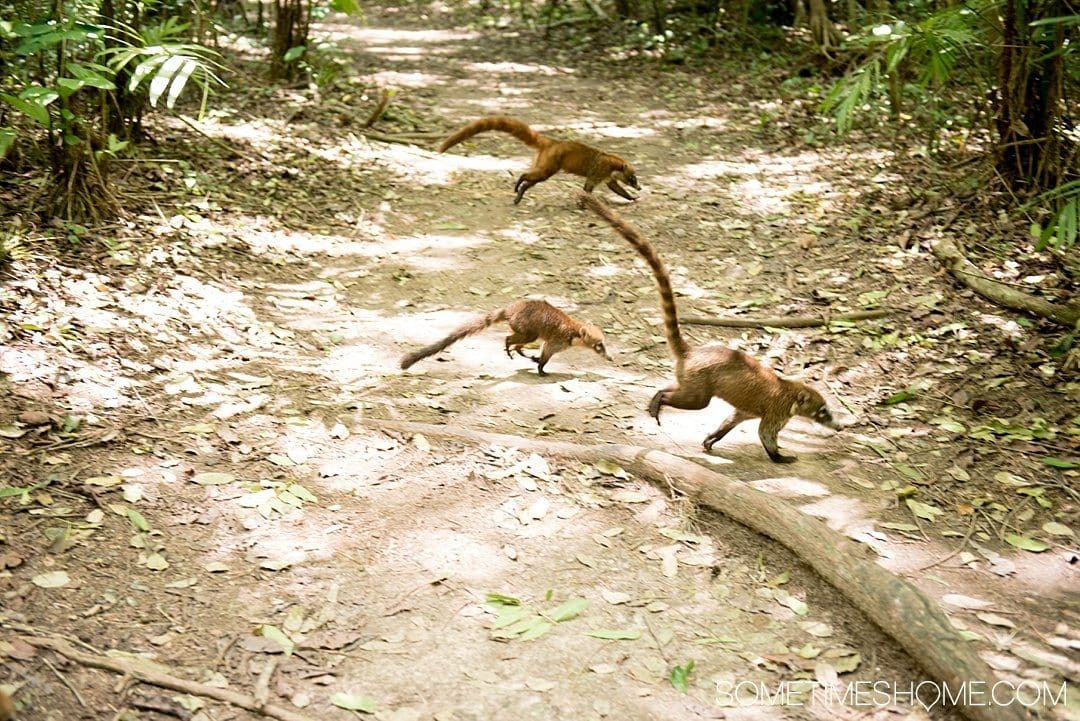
368 420 1024 721
931 235 1080 328
19 636 316 721
682 309 895 329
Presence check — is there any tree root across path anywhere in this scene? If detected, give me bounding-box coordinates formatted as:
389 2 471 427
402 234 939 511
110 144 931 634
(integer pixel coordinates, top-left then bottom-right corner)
17 636 317 721
931 235 1080 328
369 420 1026 721
682 309 895 329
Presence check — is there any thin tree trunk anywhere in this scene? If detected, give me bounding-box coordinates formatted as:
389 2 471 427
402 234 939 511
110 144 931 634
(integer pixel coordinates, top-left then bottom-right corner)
806 0 840 51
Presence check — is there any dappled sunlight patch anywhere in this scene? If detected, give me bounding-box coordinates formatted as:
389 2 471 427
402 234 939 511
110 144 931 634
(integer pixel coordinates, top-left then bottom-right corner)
464 60 575 76
361 70 449 88
561 121 656 140
436 87 536 113
796 496 875 533
363 45 458 58
651 115 729 132
749 476 830 498
326 24 480 45
401 529 513 582
376 231 490 260
321 336 403 381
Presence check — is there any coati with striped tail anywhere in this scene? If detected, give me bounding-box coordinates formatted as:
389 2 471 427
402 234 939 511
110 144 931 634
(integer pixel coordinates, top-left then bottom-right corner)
578 192 840 463
400 299 610 375
437 116 639 205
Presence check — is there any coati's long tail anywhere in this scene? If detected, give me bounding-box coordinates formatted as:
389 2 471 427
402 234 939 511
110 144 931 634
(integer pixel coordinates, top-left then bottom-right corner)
437 116 551 153
578 192 690 364
399 308 508 370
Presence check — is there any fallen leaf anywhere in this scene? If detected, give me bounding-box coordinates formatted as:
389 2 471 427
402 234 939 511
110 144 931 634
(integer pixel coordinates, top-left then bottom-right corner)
32 570 71 588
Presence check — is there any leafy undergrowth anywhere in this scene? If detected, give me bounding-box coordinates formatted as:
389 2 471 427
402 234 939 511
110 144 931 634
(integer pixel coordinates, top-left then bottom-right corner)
1 5 1077 720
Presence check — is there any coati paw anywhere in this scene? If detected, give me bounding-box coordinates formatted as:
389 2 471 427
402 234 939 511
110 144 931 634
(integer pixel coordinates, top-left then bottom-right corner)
768 452 798 464
647 392 664 423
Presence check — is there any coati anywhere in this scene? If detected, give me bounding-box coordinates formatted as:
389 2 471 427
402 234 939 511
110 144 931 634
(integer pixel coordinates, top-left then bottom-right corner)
578 192 840 463
399 299 610 375
437 116 640 205
0 688 14 721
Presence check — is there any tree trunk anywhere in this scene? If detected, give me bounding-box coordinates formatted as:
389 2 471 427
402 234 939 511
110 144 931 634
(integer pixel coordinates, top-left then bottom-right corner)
993 0 1072 191
806 0 840 51
269 0 308 81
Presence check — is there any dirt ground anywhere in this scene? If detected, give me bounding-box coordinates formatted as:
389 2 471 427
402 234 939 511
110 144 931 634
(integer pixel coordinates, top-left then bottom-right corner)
1 6 1077 721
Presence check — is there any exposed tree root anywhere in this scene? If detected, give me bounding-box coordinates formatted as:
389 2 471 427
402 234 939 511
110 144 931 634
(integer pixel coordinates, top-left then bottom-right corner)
682 309 895 329
368 419 1025 721
18 636 317 721
931 236 1080 328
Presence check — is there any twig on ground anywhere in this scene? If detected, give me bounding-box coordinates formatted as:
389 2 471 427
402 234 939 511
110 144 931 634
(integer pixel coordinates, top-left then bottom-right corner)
18 636 316 721
911 515 979 572
42 656 88 708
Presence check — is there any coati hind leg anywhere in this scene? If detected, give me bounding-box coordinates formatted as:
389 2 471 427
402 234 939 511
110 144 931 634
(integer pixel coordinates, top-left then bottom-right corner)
505 331 539 360
647 385 711 424
758 416 797 464
703 410 754 452
514 167 558 204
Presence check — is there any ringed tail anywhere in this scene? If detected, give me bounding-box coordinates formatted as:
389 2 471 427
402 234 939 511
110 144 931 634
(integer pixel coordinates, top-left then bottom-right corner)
400 308 508 370
437 116 550 153
578 192 689 362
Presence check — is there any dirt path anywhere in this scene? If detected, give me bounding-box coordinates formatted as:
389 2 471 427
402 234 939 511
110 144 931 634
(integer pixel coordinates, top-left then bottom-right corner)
0 9 1076 721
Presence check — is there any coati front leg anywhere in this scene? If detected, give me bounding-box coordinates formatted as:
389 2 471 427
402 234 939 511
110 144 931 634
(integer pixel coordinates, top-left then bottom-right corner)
606 177 637 201
647 384 711 424
514 167 557 204
758 414 797 464
703 410 754 452
533 338 570 375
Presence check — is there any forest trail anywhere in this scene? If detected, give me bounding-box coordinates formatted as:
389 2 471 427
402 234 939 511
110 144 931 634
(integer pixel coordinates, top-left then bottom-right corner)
1 7 1076 721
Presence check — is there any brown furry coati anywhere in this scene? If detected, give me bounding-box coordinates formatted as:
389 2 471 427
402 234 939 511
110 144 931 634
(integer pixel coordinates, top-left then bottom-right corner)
400 299 610 375
579 193 840 463
0 689 14 721
437 116 639 204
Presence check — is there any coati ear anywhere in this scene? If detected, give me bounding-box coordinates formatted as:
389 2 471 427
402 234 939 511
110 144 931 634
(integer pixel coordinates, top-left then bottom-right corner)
797 390 814 406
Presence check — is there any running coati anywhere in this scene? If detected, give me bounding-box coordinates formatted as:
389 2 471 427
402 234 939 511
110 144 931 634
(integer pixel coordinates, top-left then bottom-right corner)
437 116 639 204
0 689 14 721
579 193 840 463
400 299 610 375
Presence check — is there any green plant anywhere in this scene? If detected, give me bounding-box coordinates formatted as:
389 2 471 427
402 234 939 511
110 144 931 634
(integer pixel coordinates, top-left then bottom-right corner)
100 17 225 117
1030 180 1080 250
821 4 988 136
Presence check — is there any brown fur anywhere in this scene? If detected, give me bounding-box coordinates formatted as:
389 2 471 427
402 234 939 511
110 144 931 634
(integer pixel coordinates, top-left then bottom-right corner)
579 192 840 463
0 689 14 721
399 299 610 375
437 116 640 204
